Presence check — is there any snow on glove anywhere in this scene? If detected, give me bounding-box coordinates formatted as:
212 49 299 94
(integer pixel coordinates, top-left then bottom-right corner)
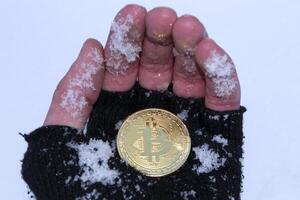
22 83 246 200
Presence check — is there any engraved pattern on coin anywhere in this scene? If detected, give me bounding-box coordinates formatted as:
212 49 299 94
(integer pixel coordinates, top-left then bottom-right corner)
117 109 191 177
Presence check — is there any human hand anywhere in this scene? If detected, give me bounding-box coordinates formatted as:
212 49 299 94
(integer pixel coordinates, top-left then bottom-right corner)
43 5 240 129
23 4 245 200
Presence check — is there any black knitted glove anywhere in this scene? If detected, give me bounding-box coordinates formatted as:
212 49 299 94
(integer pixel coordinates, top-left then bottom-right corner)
22 83 246 200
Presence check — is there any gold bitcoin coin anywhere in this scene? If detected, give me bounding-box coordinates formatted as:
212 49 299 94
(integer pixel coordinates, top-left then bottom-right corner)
116 108 191 177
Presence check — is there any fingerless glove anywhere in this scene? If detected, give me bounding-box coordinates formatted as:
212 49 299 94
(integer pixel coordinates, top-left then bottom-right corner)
22 83 246 200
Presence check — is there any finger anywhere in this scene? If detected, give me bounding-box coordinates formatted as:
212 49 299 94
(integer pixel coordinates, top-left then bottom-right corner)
195 38 241 111
44 39 105 129
139 7 177 91
172 15 207 98
102 4 146 91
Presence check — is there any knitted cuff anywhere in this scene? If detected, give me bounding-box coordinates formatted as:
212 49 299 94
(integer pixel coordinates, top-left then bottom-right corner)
22 83 246 200
21 126 86 200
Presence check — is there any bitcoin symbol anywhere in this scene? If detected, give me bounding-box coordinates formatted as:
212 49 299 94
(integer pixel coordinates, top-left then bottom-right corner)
116 108 191 177
140 117 172 163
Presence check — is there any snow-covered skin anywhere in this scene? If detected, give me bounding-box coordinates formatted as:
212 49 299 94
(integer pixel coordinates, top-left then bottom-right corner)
27 3 244 200
2 1 297 200
44 39 105 129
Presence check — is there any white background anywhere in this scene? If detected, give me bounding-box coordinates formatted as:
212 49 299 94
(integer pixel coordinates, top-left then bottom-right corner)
1 0 300 199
